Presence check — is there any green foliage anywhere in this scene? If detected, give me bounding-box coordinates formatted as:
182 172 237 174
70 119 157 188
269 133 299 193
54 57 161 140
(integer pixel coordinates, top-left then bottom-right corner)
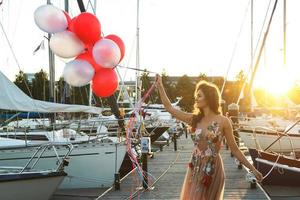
235 70 246 83
14 71 31 96
140 70 154 103
32 69 49 101
175 75 195 112
161 71 176 103
198 72 208 81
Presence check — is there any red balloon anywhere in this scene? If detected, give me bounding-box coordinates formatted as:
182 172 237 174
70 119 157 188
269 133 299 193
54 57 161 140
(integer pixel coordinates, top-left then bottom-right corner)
68 17 77 32
76 50 104 72
63 11 72 29
73 12 101 45
92 68 118 97
105 34 125 62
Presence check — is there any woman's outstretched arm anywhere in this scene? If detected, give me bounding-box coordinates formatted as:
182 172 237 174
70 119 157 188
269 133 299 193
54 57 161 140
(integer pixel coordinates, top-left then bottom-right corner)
223 117 263 182
156 74 193 124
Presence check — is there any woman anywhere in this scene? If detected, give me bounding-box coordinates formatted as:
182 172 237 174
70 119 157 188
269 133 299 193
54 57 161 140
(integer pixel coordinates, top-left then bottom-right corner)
156 75 263 200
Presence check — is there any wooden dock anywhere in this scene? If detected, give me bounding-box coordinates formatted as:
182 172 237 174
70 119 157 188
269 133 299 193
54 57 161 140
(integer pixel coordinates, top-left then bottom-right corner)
95 135 269 200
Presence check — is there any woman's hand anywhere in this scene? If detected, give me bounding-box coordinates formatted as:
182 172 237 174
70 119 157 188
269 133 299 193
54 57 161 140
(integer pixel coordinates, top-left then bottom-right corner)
252 169 263 183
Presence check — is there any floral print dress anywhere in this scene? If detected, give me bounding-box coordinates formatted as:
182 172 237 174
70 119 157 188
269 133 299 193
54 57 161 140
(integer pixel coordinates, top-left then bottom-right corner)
180 122 225 200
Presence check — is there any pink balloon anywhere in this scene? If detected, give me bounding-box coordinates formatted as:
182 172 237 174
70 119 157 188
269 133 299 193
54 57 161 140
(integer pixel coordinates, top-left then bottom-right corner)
34 5 68 33
73 12 101 45
105 34 125 62
50 30 85 58
92 68 118 97
63 59 95 87
92 39 121 68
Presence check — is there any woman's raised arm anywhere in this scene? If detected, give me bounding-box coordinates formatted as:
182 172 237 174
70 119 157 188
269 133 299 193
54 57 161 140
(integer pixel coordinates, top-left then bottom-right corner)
156 75 193 124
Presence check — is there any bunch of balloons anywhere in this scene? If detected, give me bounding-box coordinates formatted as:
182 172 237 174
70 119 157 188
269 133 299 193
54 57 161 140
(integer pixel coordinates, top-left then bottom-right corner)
34 4 125 97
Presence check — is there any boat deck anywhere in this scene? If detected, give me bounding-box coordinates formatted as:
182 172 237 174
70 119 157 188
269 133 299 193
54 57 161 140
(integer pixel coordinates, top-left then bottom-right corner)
52 135 269 199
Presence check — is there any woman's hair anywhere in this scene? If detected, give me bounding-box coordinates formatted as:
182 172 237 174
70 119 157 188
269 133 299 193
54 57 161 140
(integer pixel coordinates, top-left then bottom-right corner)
191 80 222 132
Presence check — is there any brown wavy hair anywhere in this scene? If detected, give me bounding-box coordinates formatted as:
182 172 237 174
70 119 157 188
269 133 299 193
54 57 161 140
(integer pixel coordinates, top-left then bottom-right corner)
191 80 222 132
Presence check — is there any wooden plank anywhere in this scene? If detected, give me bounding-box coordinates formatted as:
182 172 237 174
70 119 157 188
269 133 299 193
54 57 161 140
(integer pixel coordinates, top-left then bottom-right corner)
99 135 269 200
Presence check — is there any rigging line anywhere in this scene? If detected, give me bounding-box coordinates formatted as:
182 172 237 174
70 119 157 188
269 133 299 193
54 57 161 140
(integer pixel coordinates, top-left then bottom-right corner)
0 19 34 99
252 0 272 67
11 0 23 43
220 0 251 95
116 68 135 108
248 0 278 96
117 64 158 74
87 0 96 14
116 35 136 86
236 0 273 105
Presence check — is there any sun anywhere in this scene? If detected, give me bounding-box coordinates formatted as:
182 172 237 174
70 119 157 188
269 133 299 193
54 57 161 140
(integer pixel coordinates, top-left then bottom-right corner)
254 67 294 96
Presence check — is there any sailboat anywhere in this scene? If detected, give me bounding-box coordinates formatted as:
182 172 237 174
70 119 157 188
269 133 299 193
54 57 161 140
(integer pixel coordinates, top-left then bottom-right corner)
0 70 126 189
236 0 300 187
238 120 300 153
0 143 72 200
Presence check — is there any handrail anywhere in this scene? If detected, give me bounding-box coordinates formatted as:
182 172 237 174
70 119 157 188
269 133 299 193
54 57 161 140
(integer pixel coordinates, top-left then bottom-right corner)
264 119 300 151
20 142 73 173
236 118 299 154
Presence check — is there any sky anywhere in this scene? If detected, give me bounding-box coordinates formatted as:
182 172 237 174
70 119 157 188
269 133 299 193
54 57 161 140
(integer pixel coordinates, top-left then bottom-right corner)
0 0 300 90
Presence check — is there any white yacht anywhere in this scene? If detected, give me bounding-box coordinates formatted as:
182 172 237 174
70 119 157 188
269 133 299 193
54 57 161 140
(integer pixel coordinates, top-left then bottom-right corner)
0 143 72 200
0 71 127 189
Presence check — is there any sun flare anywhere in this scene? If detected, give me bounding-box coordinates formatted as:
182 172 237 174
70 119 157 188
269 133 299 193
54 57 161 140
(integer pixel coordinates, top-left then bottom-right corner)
254 68 294 96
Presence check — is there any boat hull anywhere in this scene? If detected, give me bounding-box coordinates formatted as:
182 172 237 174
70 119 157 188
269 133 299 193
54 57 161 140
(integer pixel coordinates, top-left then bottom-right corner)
0 142 126 189
0 171 66 200
249 148 300 186
239 129 300 152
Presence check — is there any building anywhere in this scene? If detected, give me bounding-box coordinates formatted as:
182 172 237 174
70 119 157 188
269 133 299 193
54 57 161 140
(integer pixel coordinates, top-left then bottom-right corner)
25 73 35 84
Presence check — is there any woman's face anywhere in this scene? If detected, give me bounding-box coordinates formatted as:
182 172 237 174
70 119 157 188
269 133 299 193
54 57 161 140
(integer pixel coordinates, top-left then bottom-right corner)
195 89 207 108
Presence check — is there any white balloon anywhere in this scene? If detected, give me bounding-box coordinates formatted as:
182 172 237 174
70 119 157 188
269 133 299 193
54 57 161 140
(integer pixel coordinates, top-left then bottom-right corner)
50 31 85 58
34 5 68 33
92 39 121 68
63 59 95 87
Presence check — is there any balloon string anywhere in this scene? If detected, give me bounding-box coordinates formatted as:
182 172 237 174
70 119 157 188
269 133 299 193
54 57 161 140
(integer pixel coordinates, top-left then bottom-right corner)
126 80 157 188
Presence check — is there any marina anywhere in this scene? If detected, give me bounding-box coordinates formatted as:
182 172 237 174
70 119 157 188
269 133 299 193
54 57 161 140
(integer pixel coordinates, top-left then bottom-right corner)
0 0 300 199
51 136 269 200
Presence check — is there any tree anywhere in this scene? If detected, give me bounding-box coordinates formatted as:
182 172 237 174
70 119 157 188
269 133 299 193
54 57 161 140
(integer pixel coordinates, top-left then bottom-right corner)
161 70 176 103
32 69 49 101
71 85 90 105
198 72 208 81
175 75 195 112
235 70 246 83
140 70 153 103
14 70 32 96
234 70 251 110
288 84 300 104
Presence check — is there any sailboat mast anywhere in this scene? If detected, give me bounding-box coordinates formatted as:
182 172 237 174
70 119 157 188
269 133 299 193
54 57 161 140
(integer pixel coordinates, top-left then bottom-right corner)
247 0 278 96
249 0 254 111
88 1 97 107
283 0 286 66
251 0 253 72
135 0 141 105
47 0 56 124
47 0 55 104
65 0 69 12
